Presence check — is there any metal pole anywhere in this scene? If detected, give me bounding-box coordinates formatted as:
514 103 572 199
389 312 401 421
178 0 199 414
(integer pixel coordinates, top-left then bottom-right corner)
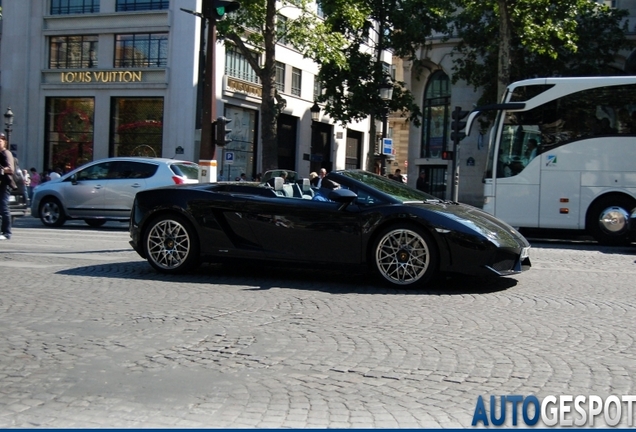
381 105 388 176
199 1 217 161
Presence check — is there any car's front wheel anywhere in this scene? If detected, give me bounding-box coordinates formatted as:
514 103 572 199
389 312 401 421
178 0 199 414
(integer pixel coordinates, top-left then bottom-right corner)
372 224 438 287
143 214 200 273
39 197 66 227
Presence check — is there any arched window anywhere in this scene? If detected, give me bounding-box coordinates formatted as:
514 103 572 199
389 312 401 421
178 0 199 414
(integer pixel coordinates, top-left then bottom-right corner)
421 71 450 158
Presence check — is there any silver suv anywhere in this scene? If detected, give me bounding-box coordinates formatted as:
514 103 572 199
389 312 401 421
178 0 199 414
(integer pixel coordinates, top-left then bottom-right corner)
31 157 199 227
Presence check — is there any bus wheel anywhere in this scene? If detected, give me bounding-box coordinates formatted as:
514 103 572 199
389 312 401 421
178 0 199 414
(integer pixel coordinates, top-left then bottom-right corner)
587 196 635 246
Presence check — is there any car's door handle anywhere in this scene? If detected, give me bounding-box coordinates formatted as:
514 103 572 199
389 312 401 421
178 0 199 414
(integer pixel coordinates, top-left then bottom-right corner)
131 183 142 188
94 185 103 189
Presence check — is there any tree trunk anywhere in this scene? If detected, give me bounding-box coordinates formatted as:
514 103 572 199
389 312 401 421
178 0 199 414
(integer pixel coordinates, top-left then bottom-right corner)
497 0 512 102
259 0 279 172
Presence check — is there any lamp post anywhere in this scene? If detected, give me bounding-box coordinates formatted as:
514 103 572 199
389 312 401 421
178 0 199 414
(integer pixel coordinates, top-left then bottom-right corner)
378 75 393 176
310 101 321 172
4 107 13 149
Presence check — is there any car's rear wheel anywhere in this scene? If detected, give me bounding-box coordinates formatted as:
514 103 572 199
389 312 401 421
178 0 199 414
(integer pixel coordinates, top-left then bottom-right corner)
586 195 635 246
85 219 106 228
39 197 66 227
372 224 438 287
144 214 200 273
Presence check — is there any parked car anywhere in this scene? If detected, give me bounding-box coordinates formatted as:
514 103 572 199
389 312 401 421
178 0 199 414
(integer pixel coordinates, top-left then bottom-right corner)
31 157 199 227
129 169 531 288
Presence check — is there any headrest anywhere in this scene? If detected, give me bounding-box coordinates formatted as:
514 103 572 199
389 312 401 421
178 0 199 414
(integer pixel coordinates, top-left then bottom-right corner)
302 178 310 191
274 177 284 191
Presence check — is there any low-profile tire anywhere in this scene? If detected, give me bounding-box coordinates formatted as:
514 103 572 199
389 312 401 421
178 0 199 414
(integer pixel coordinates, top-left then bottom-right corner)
143 214 200 274
85 219 107 228
586 195 635 246
372 224 438 287
39 197 66 227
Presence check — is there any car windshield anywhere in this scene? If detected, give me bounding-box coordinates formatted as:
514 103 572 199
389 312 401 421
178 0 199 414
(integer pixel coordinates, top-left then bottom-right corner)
171 162 199 180
337 170 440 203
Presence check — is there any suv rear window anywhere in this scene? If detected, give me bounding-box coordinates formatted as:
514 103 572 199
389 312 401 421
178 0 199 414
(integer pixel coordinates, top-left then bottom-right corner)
171 163 199 180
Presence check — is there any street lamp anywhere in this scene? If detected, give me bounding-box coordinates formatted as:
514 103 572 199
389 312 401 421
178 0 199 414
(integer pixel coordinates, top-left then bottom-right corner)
310 101 321 122
378 75 393 176
4 107 14 148
310 102 321 172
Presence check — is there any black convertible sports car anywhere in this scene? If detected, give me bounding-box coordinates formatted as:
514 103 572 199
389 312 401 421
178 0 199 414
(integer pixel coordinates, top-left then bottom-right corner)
129 169 531 287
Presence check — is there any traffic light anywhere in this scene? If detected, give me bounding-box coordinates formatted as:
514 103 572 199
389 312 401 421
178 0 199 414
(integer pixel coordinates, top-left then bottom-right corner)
441 150 454 160
450 106 470 143
211 0 240 19
215 116 232 147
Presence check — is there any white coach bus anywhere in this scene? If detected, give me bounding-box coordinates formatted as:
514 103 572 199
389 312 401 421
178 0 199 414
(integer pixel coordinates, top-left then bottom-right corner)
465 76 636 245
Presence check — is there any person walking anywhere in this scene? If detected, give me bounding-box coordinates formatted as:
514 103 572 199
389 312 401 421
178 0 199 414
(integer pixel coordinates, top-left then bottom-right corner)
0 133 16 240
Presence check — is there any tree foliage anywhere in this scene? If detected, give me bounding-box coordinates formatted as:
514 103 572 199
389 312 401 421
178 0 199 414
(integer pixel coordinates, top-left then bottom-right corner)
451 0 633 106
305 0 453 126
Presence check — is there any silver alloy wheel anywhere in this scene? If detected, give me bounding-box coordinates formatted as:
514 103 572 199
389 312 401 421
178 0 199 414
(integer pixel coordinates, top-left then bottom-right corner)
146 219 192 270
40 200 61 226
375 228 430 286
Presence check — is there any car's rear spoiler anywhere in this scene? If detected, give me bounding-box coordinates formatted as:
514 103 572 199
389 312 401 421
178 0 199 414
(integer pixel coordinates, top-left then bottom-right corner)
464 102 526 137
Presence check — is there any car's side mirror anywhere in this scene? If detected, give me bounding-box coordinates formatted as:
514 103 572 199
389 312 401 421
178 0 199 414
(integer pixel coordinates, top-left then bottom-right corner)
70 173 77 184
329 188 357 210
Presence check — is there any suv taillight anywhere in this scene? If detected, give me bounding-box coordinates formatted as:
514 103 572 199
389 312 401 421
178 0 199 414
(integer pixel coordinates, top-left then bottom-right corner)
172 176 185 184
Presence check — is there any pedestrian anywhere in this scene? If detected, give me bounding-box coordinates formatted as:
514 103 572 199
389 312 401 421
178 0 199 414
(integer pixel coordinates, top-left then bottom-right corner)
239 173 247 181
49 167 62 180
393 168 405 183
0 133 16 240
416 171 428 192
22 168 30 203
28 167 41 201
309 171 318 186
316 168 327 188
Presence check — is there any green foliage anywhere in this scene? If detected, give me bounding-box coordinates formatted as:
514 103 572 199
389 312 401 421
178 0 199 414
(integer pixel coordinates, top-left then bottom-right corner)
452 0 633 106
303 0 453 126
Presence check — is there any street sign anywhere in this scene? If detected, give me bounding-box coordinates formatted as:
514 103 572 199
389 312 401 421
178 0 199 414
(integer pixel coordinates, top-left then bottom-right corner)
225 151 234 164
382 138 393 156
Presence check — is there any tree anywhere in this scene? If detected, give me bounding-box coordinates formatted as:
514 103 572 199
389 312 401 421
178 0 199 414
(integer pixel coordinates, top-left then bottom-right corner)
216 0 329 171
304 0 452 126
451 0 633 105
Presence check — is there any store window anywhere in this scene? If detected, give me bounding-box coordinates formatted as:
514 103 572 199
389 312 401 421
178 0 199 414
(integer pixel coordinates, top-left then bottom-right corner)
114 33 168 68
111 98 164 157
116 0 169 11
51 0 99 14
50 36 98 69
44 98 95 172
225 46 260 84
421 71 450 158
219 106 257 181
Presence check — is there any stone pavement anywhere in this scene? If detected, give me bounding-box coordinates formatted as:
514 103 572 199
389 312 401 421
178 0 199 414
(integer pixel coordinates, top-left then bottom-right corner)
0 218 635 427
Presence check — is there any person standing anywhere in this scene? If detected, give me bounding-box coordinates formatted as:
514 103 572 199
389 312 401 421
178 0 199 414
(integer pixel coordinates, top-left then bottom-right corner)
416 171 428 192
28 167 41 201
316 168 327 188
0 134 15 240
393 168 404 183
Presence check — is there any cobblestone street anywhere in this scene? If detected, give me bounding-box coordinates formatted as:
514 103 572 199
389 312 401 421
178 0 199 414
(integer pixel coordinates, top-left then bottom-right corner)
1 218 635 427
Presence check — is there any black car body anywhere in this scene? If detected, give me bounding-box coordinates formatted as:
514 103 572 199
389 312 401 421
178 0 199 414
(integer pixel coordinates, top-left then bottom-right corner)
130 170 531 287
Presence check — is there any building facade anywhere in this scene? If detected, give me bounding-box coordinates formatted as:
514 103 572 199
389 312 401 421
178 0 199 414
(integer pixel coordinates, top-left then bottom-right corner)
0 0 372 180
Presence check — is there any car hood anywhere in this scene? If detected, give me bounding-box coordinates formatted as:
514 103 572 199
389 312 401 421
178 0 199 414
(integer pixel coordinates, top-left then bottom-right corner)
409 200 529 248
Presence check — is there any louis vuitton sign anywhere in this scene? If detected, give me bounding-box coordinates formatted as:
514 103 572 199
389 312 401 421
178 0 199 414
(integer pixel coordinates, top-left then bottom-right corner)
60 70 143 83
227 77 262 97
